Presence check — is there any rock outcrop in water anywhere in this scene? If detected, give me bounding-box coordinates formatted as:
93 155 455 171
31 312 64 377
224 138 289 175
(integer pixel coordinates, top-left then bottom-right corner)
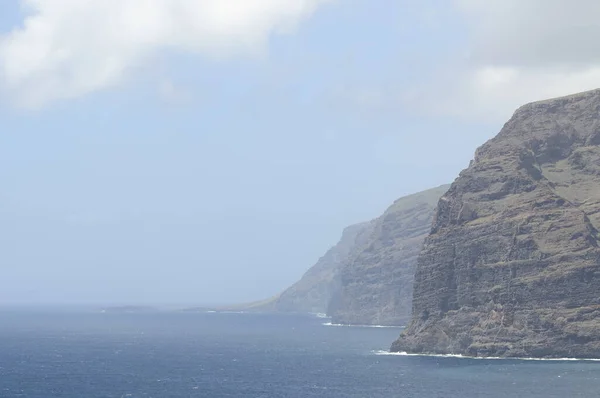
392 89 600 358
329 185 449 326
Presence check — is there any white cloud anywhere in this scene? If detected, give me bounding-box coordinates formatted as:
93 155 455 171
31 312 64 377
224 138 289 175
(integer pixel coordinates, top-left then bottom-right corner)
407 0 600 122
457 0 600 68
0 0 332 108
405 65 600 123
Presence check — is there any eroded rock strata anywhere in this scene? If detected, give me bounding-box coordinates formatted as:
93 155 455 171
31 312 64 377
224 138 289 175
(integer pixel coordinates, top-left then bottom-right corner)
392 89 600 358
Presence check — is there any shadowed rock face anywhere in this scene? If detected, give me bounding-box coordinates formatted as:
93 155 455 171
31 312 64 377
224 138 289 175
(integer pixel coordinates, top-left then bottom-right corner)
328 185 450 326
392 89 600 358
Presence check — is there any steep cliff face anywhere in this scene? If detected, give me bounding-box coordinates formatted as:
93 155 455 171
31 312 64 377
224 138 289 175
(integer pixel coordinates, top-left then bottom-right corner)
329 185 450 326
266 221 375 314
198 222 374 314
392 89 600 358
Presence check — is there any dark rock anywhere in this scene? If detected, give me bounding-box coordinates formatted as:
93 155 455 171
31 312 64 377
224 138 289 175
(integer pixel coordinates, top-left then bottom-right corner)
392 89 600 358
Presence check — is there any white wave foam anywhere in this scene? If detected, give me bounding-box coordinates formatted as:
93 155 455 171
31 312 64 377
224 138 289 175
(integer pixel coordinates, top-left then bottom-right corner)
322 322 404 329
372 350 600 362
314 313 330 319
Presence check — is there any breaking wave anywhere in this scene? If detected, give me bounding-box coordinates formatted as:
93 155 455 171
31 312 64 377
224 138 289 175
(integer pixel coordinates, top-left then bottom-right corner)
322 322 404 329
219 311 248 314
372 350 600 362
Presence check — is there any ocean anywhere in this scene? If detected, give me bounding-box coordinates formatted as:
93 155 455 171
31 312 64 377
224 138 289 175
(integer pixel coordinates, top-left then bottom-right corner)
1 310 599 397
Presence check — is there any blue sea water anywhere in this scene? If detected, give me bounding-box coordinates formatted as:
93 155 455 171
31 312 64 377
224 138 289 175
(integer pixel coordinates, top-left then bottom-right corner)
1 310 599 397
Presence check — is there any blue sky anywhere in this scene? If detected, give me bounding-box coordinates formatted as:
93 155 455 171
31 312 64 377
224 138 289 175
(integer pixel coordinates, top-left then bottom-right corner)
1 0 599 305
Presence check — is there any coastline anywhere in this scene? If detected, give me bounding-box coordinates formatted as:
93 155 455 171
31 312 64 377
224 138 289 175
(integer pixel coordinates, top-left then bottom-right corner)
323 322 405 329
374 350 600 362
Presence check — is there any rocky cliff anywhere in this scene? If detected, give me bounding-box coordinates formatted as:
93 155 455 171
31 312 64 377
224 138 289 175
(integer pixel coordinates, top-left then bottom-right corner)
184 221 374 314
392 89 600 358
223 186 448 320
329 185 450 326
263 221 375 314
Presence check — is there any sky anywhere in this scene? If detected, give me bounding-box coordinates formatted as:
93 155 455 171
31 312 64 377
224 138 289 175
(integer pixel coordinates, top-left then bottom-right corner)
2 0 600 306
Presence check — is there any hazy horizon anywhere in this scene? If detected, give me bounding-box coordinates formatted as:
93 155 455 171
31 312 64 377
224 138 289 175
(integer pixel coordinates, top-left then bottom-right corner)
3 1 600 305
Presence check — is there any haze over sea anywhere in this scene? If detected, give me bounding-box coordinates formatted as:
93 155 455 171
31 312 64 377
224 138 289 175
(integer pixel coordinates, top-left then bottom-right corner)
1 310 599 398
